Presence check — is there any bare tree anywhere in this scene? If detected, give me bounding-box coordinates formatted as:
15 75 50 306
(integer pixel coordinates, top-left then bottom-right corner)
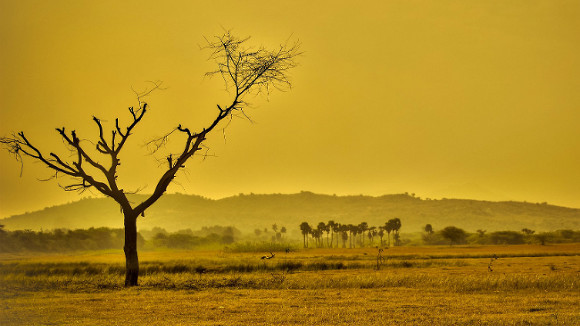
1 31 300 286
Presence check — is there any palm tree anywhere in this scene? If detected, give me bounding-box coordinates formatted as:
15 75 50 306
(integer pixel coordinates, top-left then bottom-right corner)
378 227 385 247
327 220 336 248
332 222 341 248
385 221 394 247
348 224 357 248
317 222 327 248
299 222 311 248
358 222 368 247
272 224 278 233
340 226 349 248
369 226 377 246
391 218 402 246
280 226 287 240
311 228 323 247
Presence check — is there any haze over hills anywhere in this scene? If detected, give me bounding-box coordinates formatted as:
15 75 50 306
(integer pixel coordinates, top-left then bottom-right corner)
1 192 578 235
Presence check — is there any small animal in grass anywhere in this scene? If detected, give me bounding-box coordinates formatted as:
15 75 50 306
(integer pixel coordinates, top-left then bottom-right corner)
488 254 499 272
261 252 275 260
195 266 207 277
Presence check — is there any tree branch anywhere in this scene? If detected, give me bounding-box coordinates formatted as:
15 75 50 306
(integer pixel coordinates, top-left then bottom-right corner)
2 32 299 220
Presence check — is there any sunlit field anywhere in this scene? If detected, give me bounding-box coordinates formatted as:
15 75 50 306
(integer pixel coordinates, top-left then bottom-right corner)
1 244 579 325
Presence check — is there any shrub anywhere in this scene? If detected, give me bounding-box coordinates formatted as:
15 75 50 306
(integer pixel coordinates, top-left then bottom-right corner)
489 231 525 245
440 226 468 245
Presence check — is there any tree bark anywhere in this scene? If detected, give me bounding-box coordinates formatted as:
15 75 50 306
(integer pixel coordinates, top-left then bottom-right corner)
124 213 139 287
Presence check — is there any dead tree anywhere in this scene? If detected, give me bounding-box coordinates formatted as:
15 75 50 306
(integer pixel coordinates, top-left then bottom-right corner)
0 31 300 287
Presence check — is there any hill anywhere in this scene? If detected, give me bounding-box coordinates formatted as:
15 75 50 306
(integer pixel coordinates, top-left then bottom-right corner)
1 192 579 234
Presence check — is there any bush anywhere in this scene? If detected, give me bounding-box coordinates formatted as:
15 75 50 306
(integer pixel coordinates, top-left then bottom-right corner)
489 231 525 245
422 232 448 245
440 226 468 245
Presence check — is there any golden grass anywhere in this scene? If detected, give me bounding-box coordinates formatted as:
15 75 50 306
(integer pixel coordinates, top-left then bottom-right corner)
2 287 578 325
1 244 579 325
2 243 578 263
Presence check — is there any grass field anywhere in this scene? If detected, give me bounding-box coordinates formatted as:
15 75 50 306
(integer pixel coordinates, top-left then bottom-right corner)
1 244 579 325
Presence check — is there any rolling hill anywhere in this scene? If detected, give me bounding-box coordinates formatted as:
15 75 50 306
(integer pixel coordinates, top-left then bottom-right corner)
1 192 578 234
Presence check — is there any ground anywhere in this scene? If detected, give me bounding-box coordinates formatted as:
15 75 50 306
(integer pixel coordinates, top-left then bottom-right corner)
1 244 579 325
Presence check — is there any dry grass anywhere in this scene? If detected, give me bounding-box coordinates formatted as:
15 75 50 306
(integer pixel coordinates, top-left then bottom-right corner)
1 244 579 325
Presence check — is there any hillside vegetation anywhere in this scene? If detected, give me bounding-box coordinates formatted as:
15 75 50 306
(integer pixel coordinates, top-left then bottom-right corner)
1 192 578 233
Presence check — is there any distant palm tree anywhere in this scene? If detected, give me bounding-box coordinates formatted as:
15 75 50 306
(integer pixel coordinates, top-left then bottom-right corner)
385 221 394 247
299 222 311 248
378 227 385 247
332 222 341 248
327 220 336 248
391 218 402 246
341 227 349 248
369 226 377 246
317 222 327 248
311 228 323 247
348 224 357 248
359 222 368 247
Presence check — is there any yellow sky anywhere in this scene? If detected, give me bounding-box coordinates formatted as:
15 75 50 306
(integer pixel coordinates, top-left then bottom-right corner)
1 0 579 217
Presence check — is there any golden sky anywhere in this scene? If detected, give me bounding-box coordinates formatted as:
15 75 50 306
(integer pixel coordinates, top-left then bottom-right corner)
1 0 579 217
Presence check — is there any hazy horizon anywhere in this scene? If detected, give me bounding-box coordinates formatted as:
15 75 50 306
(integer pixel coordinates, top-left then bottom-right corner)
2 187 579 220
1 1 579 218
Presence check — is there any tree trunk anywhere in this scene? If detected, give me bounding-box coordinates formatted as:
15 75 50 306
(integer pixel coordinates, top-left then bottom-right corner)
124 213 139 287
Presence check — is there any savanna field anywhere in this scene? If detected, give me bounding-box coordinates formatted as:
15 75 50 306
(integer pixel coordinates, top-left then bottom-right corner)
0 244 578 325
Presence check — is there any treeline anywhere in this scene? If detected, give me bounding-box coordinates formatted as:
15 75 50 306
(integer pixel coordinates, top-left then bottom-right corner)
298 219 403 248
0 225 240 253
0 227 133 252
422 225 580 246
143 226 239 249
252 224 289 243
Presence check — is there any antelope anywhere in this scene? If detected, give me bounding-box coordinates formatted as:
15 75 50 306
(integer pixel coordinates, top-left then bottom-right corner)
261 252 275 260
488 254 499 272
